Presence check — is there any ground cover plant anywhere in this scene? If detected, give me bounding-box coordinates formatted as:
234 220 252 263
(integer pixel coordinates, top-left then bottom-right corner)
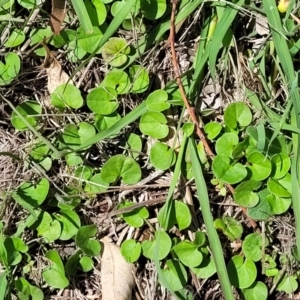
1 0 300 299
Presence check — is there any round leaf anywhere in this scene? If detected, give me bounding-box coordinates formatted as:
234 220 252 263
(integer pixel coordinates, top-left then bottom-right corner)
204 122 222 140
120 202 149 228
129 65 149 93
266 194 291 214
100 69 130 94
150 142 176 170
241 281 268 300
95 113 121 132
146 90 170 112
234 180 261 208
227 256 257 289
121 239 141 263
77 26 103 53
139 111 169 139
51 84 83 109
267 174 292 197
11 100 42 131
101 154 141 184
84 173 109 193
0 52 21 85
271 153 291 179
276 274 298 293
214 216 243 241
224 102 252 129
87 87 118 115
242 233 267 262
78 256 94 272
4 29 25 47
102 37 130 67
191 254 216 279
246 152 272 181
212 154 247 184
140 0 166 20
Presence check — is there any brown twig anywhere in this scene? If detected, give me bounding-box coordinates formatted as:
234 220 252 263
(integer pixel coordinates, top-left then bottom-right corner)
168 0 257 228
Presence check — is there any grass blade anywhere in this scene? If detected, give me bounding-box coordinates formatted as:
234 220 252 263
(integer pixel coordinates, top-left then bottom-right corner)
70 0 93 34
189 137 234 300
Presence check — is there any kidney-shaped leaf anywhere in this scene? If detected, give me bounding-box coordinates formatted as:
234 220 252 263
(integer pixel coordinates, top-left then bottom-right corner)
224 102 252 129
215 132 239 158
0 53 20 86
246 152 272 181
146 90 170 112
150 142 176 170
271 153 291 179
100 69 130 94
241 281 268 300
129 65 149 93
234 180 261 208
51 84 83 109
242 233 268 262
101 154 141 184
121 239 141 263
140 0 166 20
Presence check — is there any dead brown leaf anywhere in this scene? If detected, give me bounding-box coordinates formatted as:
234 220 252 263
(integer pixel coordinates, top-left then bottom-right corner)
101 237 135 300
42 42 73 96
49 0 67 35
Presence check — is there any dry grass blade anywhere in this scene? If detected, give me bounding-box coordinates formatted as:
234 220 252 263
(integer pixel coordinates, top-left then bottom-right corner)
100 237 135 300
49 0 67 34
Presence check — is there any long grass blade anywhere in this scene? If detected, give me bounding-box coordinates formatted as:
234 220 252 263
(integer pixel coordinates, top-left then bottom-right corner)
70 0 93 34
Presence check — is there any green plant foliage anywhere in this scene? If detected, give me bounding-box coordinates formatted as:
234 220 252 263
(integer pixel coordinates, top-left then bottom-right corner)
224 102 252 129
214 216 243 241
267 174 292 198
84 173 109 193
215 132 239 158
129 65 149 93
66 153 83 166
142 230 171 260
65 250 82 275
11 101 41 131
161 259 187 291
227 256 257 289
234 180 262 208
12 178 49 210
241 281 268 300
263 254 278 277
140 0 166 20
125 133 142 159
271 153 291 179
62 122 96 150
121 239 141 263
172 240 203 268
150 142 176 170
0 52 20 85
119 201 149 228
87 87 119 115
18 0 41 9
51 84 83 109
242 233 268 262
42 250 69 289
204 122 222 140
75 225 101 256
275 273 298 293
212 154 247 184
191 254 217 279
15 277 44 300
182 123 194 137
266 194 291 215
95 113 121 132
102 37 130 67
158 200 191 231
54 209 81 240
85 0 107 26
100 69 130 94
139 111 169 139
110 0 140 18
78 256 94 272
77 26 104 53
246 152 272 181
4 29 25 47
101 154 141 184
146 90 170 112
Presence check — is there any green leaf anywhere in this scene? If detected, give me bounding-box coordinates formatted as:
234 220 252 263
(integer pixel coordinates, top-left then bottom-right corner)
242 233 268 262
214 216 243 241
77 26 104 53
78 256 94 272
51 84 83 109
121 239 141 263
271 153 291 179
66 153 83 166
160 260 187 291
15 277 44 300
158 200 191 231
85 0 107 26
267 173 292 197
4 29 25 47
246 152 272 181
142 230 171 260
241 281 268 300
172 240 203 268
95 113 121 132
12 178 49 208
227 256 257 289
120 202 149 228
129 65 149 93
224 102 252 129
204 122 222 140
102 37 130 67
234 180 262 208
18 0 41 9
0 52 20 85
140 0 166 20
11 100 42 131
54 209 81 240
87 87 118 115
0 272 8 300
65 250 82 275
125 133 142 159
212 154 247 184
266 194 291 215
146 90 170 112
139 111 169 139
182 123 194 137
150 142 176 170
42 250 69 289
276 273 298 293
215 132 239 158
100 69 130 94
191 254 216 279
84 173 109 193
75 225 101 256
101 154 141 184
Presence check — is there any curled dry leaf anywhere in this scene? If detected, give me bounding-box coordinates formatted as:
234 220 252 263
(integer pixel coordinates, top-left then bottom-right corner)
101 237 135 300
43 42 73 96
49 0 67 35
